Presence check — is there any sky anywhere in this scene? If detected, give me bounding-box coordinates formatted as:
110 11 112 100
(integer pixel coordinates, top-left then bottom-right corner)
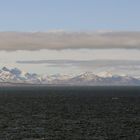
0 0 140 31
0 0 140 77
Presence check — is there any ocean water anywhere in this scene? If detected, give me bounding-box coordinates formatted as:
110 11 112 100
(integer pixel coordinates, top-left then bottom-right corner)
0 86 140 139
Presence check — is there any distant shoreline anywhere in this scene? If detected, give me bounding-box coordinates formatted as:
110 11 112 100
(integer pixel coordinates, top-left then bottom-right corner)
1 82 140 87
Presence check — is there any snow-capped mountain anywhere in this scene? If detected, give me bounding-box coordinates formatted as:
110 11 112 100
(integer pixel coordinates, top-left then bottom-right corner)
97 71 115 78
65 72 103 85
63 72 140 86
0 67 140 86
0 67 42 84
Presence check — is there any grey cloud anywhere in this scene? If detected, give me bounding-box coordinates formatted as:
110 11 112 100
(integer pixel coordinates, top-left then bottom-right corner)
17 60 88 64
1 31 140 50
17 59 140 68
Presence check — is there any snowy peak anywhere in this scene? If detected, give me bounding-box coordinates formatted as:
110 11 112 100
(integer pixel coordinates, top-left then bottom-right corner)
0 67 42 83
72 72 100 81
97 71 114 78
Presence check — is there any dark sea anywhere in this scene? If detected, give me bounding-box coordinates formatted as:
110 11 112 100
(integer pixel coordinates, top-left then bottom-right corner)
0 86 140 140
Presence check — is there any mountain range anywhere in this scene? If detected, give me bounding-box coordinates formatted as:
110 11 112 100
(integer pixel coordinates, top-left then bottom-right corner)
0 67 140 86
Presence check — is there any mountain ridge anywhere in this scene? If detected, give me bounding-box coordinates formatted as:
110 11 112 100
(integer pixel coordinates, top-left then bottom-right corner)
0 67 140 86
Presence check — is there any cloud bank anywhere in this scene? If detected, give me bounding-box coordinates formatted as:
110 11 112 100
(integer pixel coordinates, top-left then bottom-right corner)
0 31 140 50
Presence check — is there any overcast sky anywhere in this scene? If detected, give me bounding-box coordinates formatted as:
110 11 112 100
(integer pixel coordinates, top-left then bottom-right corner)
0 48 140 77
